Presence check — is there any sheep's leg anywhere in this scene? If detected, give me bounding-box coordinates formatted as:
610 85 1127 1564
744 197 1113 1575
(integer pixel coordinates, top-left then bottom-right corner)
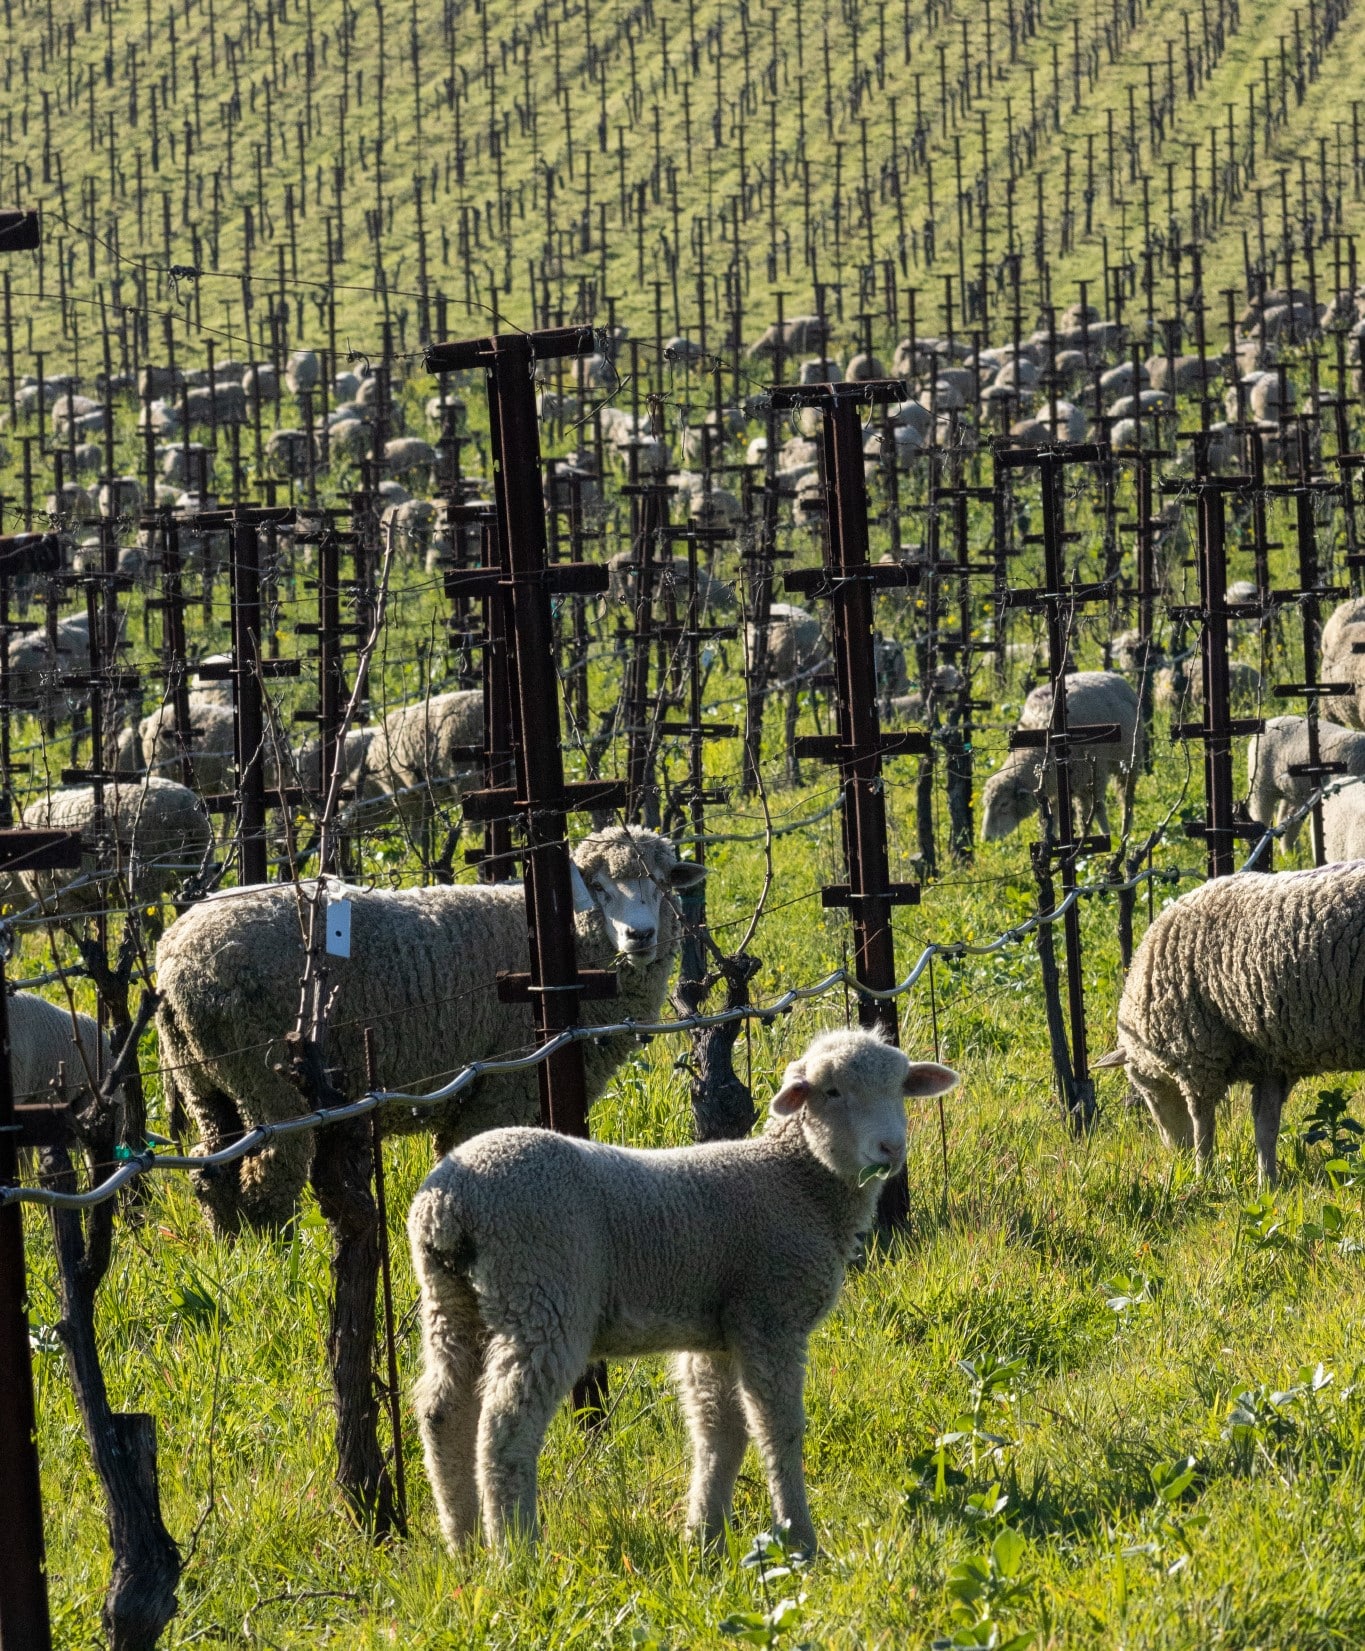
414 1270 486 1550
735 1342 816 1556
476 1332 580 1545
675 1352 749 1546
1251 1073 1291 1187
1191 1089 1218 1173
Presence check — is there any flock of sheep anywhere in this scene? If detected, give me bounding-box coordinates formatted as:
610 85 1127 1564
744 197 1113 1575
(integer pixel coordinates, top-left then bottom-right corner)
12 284 1365 1555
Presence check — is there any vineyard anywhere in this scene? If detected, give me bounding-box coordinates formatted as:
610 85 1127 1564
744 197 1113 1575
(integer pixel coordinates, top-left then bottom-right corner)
2 0 1365 1648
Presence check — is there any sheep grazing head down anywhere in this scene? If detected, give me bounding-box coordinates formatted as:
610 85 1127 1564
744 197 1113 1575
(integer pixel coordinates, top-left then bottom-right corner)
979 757 1041 841
569 827 706 967
769 1027 959 1185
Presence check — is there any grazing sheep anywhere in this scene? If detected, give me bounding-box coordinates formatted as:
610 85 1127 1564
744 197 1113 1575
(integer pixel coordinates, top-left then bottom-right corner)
746 603 826 681
1152 660 1262 712
606 550 736 615
139 696 238 793
408 1027 958 1550
19 777 213 916
1096 861 1365 1183
981 671 1143 841
353 690 483 824
6 614 92 716
889 664 965 722
266 428 314 477
1246 716 1365 847
8 991 117 1108
384 437 437 481
1320 598 1365 729
156 827 706 1234
1321 781 1365 862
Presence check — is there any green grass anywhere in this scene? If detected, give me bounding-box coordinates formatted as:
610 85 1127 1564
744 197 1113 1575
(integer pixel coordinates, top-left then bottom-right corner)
7 0 1365 366
29 1034 1365 1648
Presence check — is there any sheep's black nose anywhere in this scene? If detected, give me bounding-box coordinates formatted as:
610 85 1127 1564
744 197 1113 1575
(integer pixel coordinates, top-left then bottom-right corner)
625 925 655 944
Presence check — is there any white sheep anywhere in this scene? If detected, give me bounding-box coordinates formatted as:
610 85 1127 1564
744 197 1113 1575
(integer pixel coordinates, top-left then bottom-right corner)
1246 716 1365 847
981 671 1143 841
7 990 119 1110
1320 598 1365 729
745 603 827 682
1322 781 1365 862
6 614 92 717
1096 861 1365 1183
19 778 214 916
408 1027 958 1550
156 827 707 1233
139 695 238 794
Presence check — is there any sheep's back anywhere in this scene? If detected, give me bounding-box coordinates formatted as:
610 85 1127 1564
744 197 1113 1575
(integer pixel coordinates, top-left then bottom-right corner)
156 882 535 1128
1119 864 1365 1086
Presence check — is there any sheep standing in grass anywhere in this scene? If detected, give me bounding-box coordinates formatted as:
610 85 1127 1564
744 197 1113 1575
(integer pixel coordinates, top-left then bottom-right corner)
408 1027 958 1551
980 672 1143 841
1096 862 1365 1183
1246 716 1365 847
156 827 706 1234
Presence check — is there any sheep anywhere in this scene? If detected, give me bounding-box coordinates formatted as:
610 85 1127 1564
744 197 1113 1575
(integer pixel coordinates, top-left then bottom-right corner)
1095 861 1365 1184
1152 660 1262 712
6 614 92 715
1320 597 1365 729
285 350 320 395
1246 716 1365 847
1321 781 1365 862
384 437 437 481
980 671 1143 841
358 689 485 824
18 777 213 916
606 550 737 615
746 603 826 681
266 428 314 477
155 826 708 1234
7 990 117 1109
889 663 965 723
139 696 238 793
408 1026 959 1550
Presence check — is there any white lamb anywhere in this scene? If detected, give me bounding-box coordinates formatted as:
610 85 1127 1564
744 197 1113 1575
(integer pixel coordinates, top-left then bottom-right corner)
408 1027 958 1551
1246 716 1365 847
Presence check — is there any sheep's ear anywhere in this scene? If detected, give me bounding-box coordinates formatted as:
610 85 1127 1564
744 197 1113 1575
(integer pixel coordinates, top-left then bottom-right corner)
669 857 709 891
771 1066 812 1115
903 1062 960 1097
1092 1048 1127 1070
570 863 596 913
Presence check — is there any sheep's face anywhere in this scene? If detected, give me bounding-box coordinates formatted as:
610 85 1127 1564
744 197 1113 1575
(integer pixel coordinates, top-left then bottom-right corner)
771 1029 958 1186
979 767 1037 841
571 836 706 966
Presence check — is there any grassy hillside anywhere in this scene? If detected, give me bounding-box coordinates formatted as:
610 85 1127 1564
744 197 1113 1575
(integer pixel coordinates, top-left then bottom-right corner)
4 0 1365 369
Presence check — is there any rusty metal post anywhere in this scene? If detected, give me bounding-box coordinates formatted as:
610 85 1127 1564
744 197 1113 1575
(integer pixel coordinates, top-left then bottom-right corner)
427 327 625 1139
0 815 82 1651
771 379 925 1231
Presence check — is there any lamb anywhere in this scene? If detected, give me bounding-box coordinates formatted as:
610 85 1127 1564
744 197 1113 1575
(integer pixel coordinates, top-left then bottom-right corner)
407 1027 958 1550
1246 716 1365 847
1095 861 1365 1184
6 614 92 716
155 826 707 1234
8 990 117 1109
19 777 213 916
980 671 1143 841
1319 598 1365 728
1152 660 1262 712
